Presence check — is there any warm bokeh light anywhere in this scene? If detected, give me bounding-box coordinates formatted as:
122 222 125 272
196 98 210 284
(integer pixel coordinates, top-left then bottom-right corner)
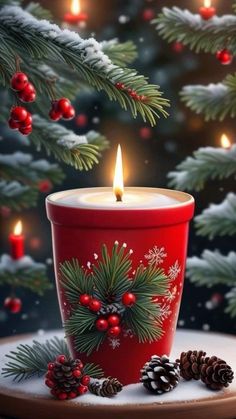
113 144 124 202
71 0 80 15
14 220 22 236
220 134 231 149
204 0 211 7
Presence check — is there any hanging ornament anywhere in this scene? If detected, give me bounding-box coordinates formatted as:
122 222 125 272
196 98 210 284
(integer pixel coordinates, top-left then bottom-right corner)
216 49 233 65
76 113 88 127
38 179 53 193
139 126 152 140
172 41 184 53
199 0 216 20
142 8 155 22
4 296 22 314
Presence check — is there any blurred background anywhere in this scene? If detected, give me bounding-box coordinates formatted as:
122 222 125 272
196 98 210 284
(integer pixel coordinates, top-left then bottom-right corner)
0 0 235 337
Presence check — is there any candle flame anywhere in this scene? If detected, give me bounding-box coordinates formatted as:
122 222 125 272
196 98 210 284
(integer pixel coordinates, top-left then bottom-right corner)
14 220 22 236
113 144 124 202
204 0 211 7
220 133 231 149
71 0 80 15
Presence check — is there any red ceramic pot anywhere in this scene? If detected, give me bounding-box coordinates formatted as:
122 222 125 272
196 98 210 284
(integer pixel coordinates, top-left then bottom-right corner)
46 187 194 385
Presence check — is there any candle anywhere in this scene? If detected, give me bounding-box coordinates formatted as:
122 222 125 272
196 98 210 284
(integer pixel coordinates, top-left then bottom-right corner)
199 0 216 20
220 133 231 149
9 220 24 260
64 0 88 24
46 146 194 384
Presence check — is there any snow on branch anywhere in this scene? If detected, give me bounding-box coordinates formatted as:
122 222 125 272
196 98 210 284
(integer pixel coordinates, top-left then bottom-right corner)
168 144 236 191
154 7 236 54
195 193 236 239
0 180 37 210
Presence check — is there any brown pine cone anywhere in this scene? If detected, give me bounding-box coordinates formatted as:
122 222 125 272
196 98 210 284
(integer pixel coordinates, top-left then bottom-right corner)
177 350 206 381
140 355 180 395
200 356 234 390
89 377 123 397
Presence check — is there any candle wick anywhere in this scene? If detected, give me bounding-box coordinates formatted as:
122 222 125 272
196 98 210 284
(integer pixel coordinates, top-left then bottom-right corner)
116 194 123 202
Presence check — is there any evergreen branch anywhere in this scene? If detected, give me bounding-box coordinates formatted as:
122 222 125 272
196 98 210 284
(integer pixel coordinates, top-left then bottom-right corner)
25 2 52 20
83 363 104 379
74 332 105 356
181 75 236 121
0 180 38 210
195 193 236 239
168 145 236 191
0 255 51 295
233 1 236 14
226 288 236 318
130 264 169 297
186 251 236 287
101 40 138 66
0 152 64 185
65 305 97 337
154 7 236 54
0 6 169 126
60 259 94 304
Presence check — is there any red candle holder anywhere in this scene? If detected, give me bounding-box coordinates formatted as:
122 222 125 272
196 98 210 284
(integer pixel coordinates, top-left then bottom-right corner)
199 5 216 20
64 12 88 24
46 187 194 384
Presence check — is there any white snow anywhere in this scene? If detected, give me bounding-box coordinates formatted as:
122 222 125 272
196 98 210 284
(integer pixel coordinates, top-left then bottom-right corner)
0 254 45 275
0 152 59 173
0 180 29 197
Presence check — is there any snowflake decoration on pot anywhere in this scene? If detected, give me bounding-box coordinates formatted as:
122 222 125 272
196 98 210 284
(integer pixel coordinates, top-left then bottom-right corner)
109 338 121 350
145 246 167 266
168 260 181 281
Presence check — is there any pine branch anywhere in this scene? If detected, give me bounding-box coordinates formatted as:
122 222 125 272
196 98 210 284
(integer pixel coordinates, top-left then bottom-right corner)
181 74 236 121
186 251 236 287
2 336 103 381
101 40 138 67
168 145 236 191
0 180 38 210
233 1 236 14
60 259 94 304
74 332 105 356
25 2 52 20
195 193 236 239
226 288 236 317
154 7 236 54
0 5 169 126
0 254 51 295
130 264 169 297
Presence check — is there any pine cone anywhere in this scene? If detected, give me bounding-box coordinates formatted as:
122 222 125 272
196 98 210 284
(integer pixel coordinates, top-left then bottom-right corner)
177 350 206 381
140 355 180 395
89 377 123 397
45 355 90 400
98 303 124 317
200 356 234 390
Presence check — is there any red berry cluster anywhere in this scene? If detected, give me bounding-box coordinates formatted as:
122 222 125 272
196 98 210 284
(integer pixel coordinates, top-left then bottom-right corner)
79 294 102 312
49 98 75 121
45 355 90 400
8 106 32 136
216 49 233 65
4 296 22 314
11 72 36 103
96 314 121 337
115 82 147 102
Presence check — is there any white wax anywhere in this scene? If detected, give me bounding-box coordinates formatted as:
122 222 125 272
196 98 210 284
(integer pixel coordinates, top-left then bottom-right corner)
47 187 193 210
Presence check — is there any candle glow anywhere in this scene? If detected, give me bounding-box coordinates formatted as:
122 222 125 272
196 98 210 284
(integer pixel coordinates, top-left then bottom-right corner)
221 134 231 149
113 145 124 202
14 220 22 236
204 0 211 7
71 0 80 15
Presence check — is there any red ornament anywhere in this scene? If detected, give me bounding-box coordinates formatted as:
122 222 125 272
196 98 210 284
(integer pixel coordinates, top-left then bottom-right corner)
79 294 91 306
95 318 109 331
18 83 36 103
49 108 62 121
4 297 22 314
199 5 216 20
122 292 136 307
62 106 76 120
38 179 53 193
11 106 28 122
0 206 11 218
81 375 90 386
72 369 82 378
172 41 184 53
107 314 120 327
108 326 121 337
89 298 102 312
76 114 88 127
216 49 233 65
139 126 152 140
77 384 88 395
142 8 155 22
56 355 66 364
11 72 28 91
19 125 33 136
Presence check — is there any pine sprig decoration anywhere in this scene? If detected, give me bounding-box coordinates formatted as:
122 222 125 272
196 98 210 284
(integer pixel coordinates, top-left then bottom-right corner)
2 337 103 382
60 242 170 356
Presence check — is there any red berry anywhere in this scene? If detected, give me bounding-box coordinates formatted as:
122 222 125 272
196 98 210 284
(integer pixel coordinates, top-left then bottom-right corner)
0 206 11 218
79 294 91 306
142 8 155 21
122 292 136 307
4 297 22 313
73 368 82 378
49 108 62 121
58 392 68 400
115 82 125 90
68 391 77 399
172 42 184 53
62 106 75 120
76 114 88 127
57 98 71 113
107 314 120 327
216 49 233 65
45 379 54 388
76 361 84 370
130 90 137 99
18 83 36 103
108 326 121 337
11 72 28 91
21 113 32 128
139 127 152 140
95 318 109 332
8 118 20 130
89 299 102 312
19 125 32 136
45 371 53 379
77 384 88 395
81 375 90 386
38 179 53 193
11 106 28 122
47 362 55 371
50 389 57 397
57 355 66 364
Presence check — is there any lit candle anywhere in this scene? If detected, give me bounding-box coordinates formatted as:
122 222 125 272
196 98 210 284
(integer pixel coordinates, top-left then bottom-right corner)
199 0 216 20
220 133 231 149
64 0 88 24
46 146 194 384
9 220 24 260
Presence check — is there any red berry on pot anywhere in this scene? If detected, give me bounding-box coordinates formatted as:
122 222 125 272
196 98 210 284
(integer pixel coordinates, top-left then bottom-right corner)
122 292 136 307
81 375 90 386
77 385 88 395
108 326 121 337
79 294 91 306
58 392 68 400
49 108 62 121
4 297 22 313
89 298 102 312
56 355 66 364
108 314 120 327
8 118 20 130
45 379 55 388
19 125 32 136
11 72 28 91
11 106 28 122
73 369 82 378
21 113 33 128
38 179 53 193
57 98 71 113
62 106 75 120
95 318 109 331
47 362 55 371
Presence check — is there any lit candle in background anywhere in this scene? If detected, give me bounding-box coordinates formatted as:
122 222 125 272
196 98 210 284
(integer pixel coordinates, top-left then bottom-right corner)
199 0 216 20
113 144 124 202
220 133 231 149
9 220 25 260
64 0 88 25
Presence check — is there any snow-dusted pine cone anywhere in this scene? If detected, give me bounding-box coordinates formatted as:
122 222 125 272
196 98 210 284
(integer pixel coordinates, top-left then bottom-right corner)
200 356 234 390
98 303 124 317
177 350 206 380
140 355 180 395
89 377 123 397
